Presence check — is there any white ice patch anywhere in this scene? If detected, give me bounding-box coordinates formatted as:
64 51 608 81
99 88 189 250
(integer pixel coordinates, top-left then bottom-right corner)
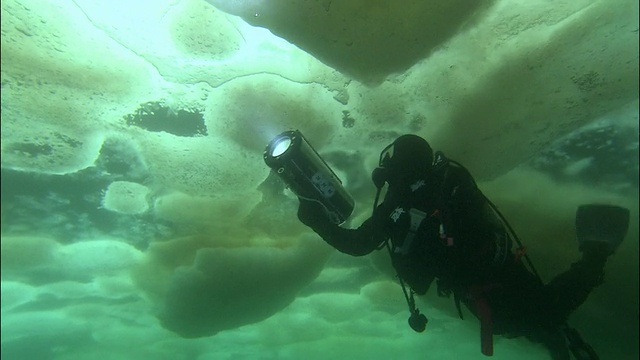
36 275 139 301
0 311 88 343
563 157 593 176
1 281 38 313
102 181 151 215
54 240 144 278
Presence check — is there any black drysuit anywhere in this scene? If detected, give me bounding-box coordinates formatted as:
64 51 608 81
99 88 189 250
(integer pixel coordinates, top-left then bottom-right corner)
300 160 606 359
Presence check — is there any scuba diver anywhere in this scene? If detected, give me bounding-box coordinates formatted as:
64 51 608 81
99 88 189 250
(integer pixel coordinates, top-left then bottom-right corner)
296 134 630 359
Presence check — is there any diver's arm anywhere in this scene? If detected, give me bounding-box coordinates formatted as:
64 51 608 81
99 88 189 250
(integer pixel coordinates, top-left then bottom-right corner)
298 200 387 256
313 217 388 256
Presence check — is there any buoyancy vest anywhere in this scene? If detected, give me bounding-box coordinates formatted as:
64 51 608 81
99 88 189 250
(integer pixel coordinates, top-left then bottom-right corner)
380 156 513 355
382 157 509 287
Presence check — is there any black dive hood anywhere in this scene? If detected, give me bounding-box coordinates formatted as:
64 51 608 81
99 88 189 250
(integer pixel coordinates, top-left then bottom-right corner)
263 130 354 224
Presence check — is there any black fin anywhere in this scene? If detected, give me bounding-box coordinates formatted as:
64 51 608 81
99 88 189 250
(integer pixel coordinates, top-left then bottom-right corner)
576 204 630 252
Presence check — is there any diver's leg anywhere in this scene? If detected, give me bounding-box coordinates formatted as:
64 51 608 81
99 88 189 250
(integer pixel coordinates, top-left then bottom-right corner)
530 329 571 360
545 204 630 321
544 255 606 324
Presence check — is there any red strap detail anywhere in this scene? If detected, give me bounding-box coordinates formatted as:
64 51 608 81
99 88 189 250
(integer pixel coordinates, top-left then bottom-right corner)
470 285 496 356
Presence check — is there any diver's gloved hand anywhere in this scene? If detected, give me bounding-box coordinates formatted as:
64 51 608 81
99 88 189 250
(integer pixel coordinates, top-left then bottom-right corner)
297 198 335 231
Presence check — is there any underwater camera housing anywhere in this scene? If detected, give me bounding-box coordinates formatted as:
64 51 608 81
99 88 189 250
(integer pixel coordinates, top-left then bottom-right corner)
263 130 355 225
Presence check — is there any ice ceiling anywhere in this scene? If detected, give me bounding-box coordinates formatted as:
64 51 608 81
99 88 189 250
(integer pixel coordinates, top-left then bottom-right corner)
1 0 638 359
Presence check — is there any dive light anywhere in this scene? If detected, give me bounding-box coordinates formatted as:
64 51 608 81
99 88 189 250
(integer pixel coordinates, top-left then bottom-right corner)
263 130 354 225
